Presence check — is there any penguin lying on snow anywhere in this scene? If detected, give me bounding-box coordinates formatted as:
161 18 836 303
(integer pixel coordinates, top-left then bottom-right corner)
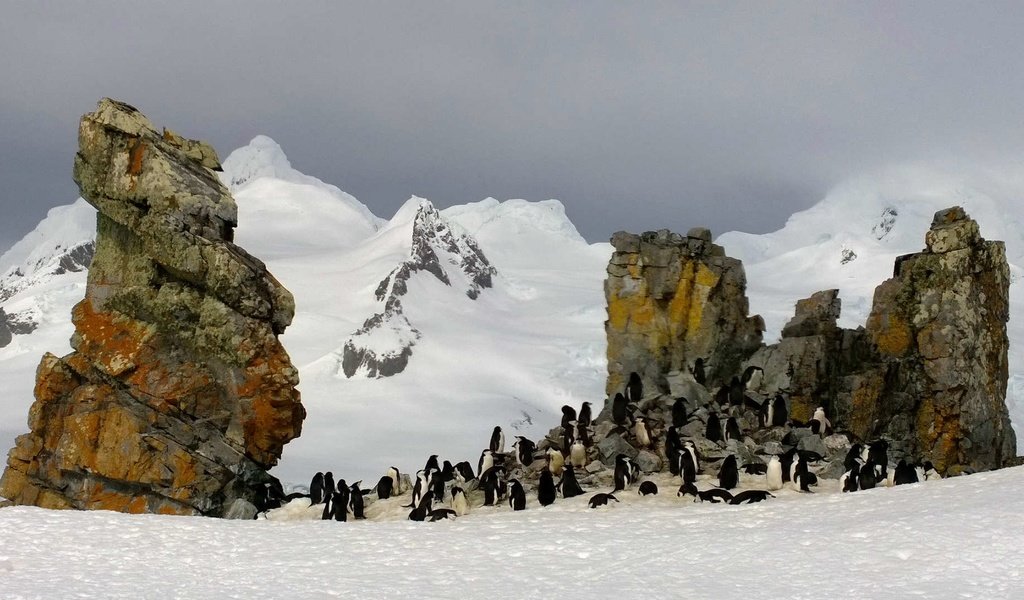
695 488 734 503
638 481 658 496
729 490 775 505
588 493 619 508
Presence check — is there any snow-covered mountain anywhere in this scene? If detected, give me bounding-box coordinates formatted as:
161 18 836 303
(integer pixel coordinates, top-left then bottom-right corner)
0 145 1020 488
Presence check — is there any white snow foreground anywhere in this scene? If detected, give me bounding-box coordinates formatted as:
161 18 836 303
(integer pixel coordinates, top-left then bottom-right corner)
1 466 1023 598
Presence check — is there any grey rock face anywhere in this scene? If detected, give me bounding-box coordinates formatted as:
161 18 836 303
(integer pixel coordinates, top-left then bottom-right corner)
0 308 11 348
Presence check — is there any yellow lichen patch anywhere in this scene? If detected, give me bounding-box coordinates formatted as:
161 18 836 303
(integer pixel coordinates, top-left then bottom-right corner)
607 292 655 331
667 276 694 331
789 397 814 423
871 311 913 357
849 377 883 439
71 301 154 377
694 262 720 288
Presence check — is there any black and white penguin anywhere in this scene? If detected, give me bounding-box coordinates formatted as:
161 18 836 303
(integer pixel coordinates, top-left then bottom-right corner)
441 461 456 483
705 412 723 443
410 470 429 508
741 365 764 389
612 393 629 427
423 455 440 475
333 480 350 522
714 386 731 408
792 459 813 493
478 449 495 479
728 376 744 407
588 493 619 508
858 461 877 490
576 421 593 448
676 481 699 499
560 427 576 457
349 482 366 519
921 461 942 481
375 474 394 500
696 488 734 503
840 462 860 493
633 416 652 449
681 440 700 484
742 462 768 475
771 394 788 427
625 372 643 404
408 491 433 521
759 398 772 428
559 464 585 498
844 444 864 472
692 358 706 386
724 417 742 443
451 486 469 516
729 490 774 504
489 426 505 454
538 469 557 506
892 459 919 486
569 439 587 469
788 452 803 485
718 455 739 490
320 491 333 520
578 401 593 429
386 466 403 495
323 472 336 501
766 455 783 491
429 509 458 522
512 436 537 468
613 454 633 492
666 428 682 475
638 481 658 496
868 440 889 477
811 406 831 436
454 461 476 484
672 397 690 428
508 479 527 511
560 405 578 432
310 472 325 505
780 448 798 483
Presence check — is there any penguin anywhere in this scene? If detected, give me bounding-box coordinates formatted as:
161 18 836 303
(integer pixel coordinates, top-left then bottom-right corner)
771 394 788 427
840 463 860 493
705 412 723 443
320 492 333 520
537 468 557 506
323 472 336 501
375 475 394 500
666 428 682 475
613 454 633 492
868 440 889 477
478 449 495 479
578 401 593 429
672 397 690 428
588 493 619 508
692 358 706 386
254 481 285 513
812 406 831 436
759 397 773 429
729 490 774 504
792 459 813 493
454 461 476 484
728 376 744 407
576 421 593 448
547 447 565 477
799 450 826 464
858 461 877 490
681 440 700 483
844 444 864 472
332 480 350 522
410 470 429 508
560 427 576 457
714 386 731 408
386 466 403 495
633 416 652 449
612 393 629 427
680 449 696 484
561 405 578 431
696 489 734 504
569 439 587 469
718 455 739 490
780 448 798 483
423 455 440 475
742 462 768 475
408 491 433 521
676 481 699 499
638 481 658 496
489 426 505 454
724 417 742 443
431 468 446 500
741 365 764 389
789 452 803 485
766 455 784 491
451 486 469 516
429 509 458 522
625 372 643 404
922 461 942 481
441 461 456 483
508 479 527 511
512 436 537 467
892 459 919 486
559 464 585 498
310 472 325 505
349 482 366 519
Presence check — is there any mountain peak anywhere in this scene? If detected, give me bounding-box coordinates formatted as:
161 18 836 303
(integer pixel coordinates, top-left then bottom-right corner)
220 135 296 191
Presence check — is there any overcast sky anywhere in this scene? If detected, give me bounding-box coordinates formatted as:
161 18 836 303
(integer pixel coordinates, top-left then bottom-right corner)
1 2 1023 249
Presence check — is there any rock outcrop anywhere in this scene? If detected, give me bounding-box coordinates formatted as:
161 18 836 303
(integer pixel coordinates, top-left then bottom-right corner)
0 99 305 515
342 199 496 378
604 228 763 399
0 307 12 348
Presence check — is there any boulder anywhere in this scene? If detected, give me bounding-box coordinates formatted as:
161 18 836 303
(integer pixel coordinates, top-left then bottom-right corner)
0 99 304 516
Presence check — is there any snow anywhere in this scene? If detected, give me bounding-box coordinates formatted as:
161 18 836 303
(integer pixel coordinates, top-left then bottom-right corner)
2 466 1023 598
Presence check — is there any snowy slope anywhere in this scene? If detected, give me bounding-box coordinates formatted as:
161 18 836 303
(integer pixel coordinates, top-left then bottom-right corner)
1 465 1023 598
717 166 1024 440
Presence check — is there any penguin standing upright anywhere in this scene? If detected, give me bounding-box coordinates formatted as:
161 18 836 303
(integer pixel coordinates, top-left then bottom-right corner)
560 405 577 431
310 472 325 505
672 397 690 428
705 412 723 443
771 395 788 427
332 480 350 522
512 436 537 467
559 464 585 498
451 486 469 516
682 441 700 478
537 469 557 506
547 447 565 477
569 439 587 469
766 455 783 491
386 467 403 495
612 393 629 427
613 454 633 492
489 426 505 454
508 479 527 511
349 482 366 519
724 417 742 442
666 428 682 475
633 417 652 448
323 472 336 500
728 376 744 407
625 372 643 405
320 491 333 520
578 402 593 429
576 421 593 448
812 407 831 437
692 358 706 386
478 449 495 479
718 455 739 490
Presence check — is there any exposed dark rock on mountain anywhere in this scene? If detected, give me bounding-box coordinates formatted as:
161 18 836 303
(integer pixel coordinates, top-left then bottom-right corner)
0 308 11 348
342 200 496 378
0 99 305 515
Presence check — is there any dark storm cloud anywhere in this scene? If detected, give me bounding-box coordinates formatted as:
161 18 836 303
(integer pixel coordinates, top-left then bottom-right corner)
1 2 1023 249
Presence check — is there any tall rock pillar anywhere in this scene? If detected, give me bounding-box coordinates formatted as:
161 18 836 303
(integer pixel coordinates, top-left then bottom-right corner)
0 99 305 515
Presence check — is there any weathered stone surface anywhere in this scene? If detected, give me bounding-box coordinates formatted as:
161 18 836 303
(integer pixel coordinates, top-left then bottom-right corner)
0 99 304 516
605 228 763 400
0 308 11 348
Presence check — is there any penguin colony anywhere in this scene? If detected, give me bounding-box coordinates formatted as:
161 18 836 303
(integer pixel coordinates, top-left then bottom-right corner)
255 363 945 522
